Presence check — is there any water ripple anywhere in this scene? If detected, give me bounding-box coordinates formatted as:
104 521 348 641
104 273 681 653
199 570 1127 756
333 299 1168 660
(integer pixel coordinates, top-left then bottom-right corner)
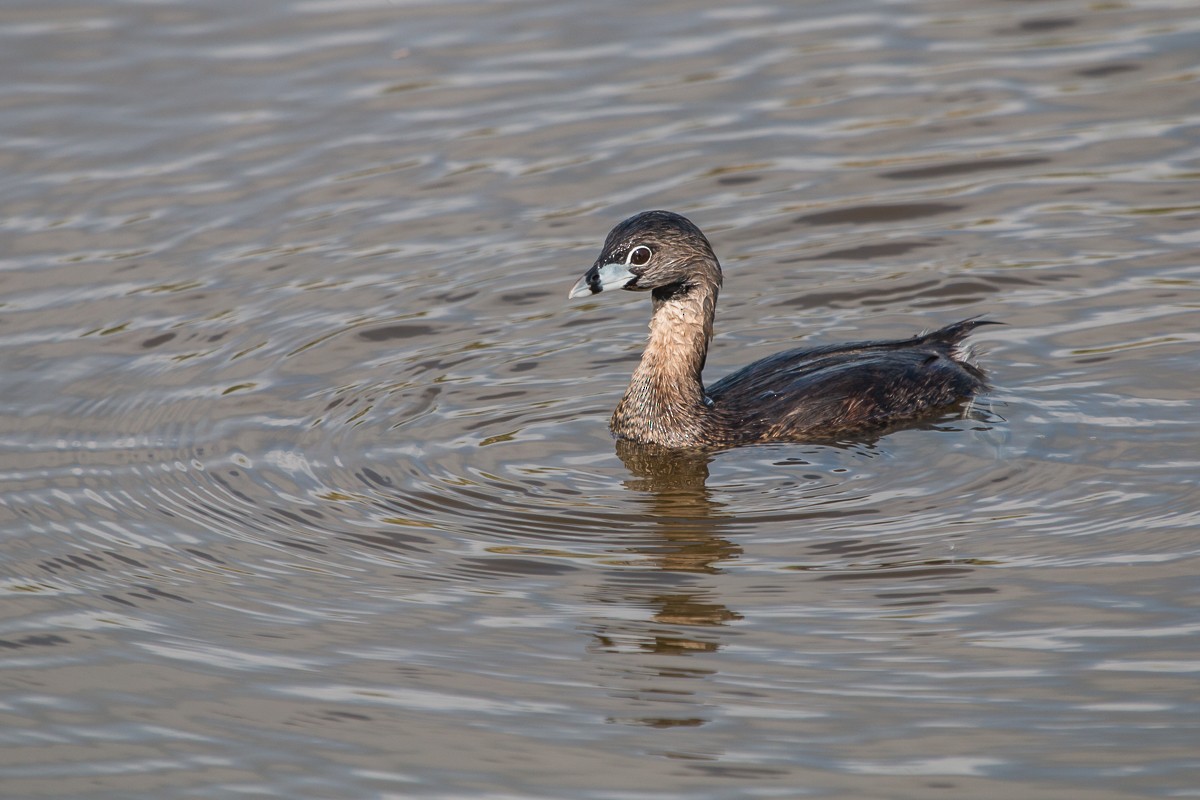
2 0 1199 797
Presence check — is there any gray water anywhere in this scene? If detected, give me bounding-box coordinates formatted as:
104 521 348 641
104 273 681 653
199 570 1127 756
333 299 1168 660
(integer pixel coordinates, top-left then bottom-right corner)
2 0 1199 797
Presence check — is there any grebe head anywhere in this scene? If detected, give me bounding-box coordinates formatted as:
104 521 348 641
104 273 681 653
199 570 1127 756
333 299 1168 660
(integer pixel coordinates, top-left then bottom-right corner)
568 210 721 299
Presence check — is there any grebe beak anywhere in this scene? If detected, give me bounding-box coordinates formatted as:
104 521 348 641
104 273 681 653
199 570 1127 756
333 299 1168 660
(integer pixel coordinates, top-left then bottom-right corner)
568 262 637 299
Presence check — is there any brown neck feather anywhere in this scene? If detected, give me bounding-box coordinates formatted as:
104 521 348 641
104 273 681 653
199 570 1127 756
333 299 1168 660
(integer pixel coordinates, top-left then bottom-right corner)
611 277 719 447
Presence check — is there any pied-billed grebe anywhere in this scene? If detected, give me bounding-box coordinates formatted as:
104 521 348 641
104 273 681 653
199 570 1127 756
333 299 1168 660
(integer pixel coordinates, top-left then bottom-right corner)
569 210 998 448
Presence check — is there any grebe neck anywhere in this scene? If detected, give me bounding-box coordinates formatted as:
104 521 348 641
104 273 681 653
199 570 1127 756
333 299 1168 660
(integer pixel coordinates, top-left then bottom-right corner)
611 278 719 447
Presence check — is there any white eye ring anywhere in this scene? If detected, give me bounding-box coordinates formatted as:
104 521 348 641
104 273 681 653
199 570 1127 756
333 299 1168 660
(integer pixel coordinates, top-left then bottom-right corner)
627 246 652 267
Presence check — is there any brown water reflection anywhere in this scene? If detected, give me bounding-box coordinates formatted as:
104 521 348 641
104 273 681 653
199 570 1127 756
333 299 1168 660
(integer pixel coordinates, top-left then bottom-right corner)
591 443 741 676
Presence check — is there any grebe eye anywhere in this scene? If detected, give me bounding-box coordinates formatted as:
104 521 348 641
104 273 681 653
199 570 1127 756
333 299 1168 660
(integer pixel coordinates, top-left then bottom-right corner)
628 246 652 267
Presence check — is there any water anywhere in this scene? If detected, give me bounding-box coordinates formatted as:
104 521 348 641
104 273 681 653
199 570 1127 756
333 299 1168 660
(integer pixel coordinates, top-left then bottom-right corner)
2 0 1199 797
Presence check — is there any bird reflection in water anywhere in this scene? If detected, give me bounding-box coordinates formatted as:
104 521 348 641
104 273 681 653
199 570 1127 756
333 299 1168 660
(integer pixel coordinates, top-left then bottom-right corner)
589 442 744 730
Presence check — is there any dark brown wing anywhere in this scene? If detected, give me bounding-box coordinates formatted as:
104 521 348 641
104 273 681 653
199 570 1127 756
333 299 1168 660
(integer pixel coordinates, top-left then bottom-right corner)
706 319 997 439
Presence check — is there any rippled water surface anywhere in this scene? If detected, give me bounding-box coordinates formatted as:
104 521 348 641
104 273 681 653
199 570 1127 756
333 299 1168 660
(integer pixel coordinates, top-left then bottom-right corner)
3 0 1199 797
